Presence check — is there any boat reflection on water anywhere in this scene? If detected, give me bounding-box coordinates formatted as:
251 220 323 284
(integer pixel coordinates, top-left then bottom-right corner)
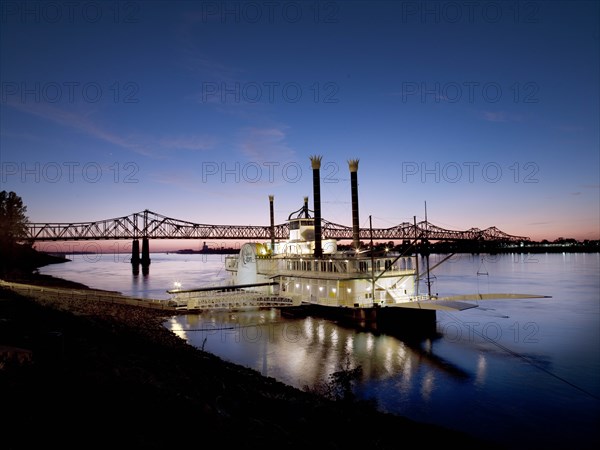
166 307 470 395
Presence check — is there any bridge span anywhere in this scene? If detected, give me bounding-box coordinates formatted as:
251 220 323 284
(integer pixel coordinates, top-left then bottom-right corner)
26 209 529 243
26 209 529 271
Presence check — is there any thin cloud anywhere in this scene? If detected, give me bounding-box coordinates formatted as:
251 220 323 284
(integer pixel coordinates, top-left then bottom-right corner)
176 10 245 83
159 135 217 151
481 111 507 122
150 171 204 191
5 101 217 158
480 110 525 123
238 126 295 161
6 101 158 157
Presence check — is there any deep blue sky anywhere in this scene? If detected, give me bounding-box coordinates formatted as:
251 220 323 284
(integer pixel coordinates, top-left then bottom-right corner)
1 0 598 250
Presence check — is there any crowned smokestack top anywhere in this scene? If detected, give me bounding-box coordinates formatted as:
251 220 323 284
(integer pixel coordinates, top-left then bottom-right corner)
269 195 275 251
348 159 360 250
348 159 359 173
310 155 323 258
310 155 322 170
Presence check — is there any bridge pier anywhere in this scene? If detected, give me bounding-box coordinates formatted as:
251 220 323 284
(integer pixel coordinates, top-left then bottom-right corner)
131 239 140 265
141 237 151 267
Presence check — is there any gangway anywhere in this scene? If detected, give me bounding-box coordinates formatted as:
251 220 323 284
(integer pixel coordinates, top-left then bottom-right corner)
166 281 299 311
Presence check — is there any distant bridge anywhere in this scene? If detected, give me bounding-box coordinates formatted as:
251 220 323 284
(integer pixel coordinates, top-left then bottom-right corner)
26 209 529 243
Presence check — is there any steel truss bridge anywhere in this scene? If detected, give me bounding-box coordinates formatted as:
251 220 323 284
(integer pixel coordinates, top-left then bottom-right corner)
26 209 529 243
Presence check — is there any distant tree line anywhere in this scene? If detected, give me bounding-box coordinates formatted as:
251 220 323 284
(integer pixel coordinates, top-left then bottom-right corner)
0 191 29 249
0 191 65 275
338 238 600 255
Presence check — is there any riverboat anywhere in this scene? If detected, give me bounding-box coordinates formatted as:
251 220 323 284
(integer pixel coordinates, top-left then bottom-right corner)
169 156 548 334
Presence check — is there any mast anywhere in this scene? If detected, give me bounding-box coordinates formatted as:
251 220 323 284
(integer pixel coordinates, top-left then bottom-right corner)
369 215 375 305
425 201 432 298
414 215 419 297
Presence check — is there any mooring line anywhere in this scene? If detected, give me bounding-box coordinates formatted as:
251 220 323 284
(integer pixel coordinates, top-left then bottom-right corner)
442 311 600 401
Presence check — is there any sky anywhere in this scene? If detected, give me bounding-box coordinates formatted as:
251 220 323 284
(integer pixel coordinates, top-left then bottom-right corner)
1 0 599 253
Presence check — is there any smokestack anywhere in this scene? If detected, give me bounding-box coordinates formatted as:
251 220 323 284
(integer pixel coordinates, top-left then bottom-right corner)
348 159 360 250
303 196 309 218
310 155 323 258
269 195 275 252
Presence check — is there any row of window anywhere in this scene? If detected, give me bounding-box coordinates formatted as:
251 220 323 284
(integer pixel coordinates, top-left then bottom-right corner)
286 260 344 272
284 257 414 273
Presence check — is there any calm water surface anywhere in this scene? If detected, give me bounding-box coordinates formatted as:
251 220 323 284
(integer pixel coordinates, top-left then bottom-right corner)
39 252 600 449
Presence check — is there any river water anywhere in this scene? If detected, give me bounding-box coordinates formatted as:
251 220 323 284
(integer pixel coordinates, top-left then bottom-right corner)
38 251 600 449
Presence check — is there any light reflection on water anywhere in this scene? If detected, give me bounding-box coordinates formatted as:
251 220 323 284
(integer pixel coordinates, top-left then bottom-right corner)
40 252 600 449
168 310 434 392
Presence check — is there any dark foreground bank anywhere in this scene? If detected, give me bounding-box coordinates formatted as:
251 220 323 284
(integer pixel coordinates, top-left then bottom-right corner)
0 273 502 450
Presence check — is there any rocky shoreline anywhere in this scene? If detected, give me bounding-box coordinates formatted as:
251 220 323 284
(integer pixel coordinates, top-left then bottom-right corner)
0 272 502 449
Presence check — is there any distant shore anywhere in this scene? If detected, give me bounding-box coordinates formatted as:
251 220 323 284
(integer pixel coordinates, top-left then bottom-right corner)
168 241 600 255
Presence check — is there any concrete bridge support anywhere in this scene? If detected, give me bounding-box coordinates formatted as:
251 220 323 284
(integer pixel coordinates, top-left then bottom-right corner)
131 239 140 265
141 237 151 267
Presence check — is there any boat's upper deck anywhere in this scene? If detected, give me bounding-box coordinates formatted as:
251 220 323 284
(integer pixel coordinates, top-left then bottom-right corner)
226 250 417 279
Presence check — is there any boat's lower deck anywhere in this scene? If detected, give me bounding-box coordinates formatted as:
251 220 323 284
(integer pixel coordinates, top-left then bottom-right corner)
275 273 417 308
